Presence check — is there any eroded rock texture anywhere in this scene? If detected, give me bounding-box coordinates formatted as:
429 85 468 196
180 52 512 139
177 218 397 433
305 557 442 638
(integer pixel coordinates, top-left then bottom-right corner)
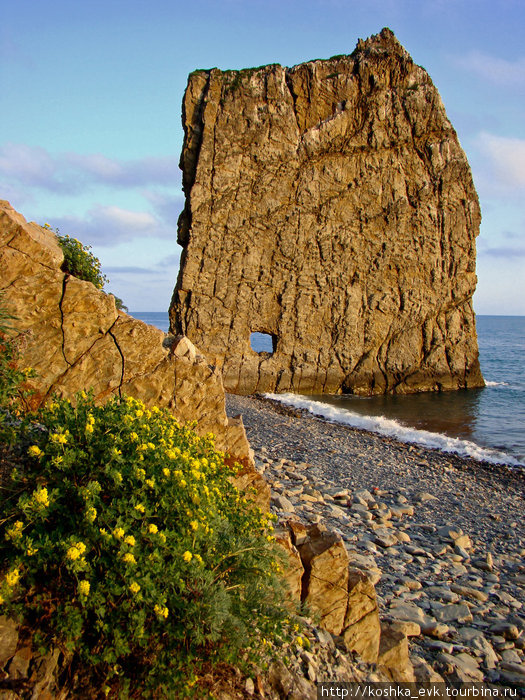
0 201 255 474
171 28 484 395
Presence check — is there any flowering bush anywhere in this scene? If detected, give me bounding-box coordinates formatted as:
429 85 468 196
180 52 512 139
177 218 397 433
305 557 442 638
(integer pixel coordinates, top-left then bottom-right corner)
0 392 290 696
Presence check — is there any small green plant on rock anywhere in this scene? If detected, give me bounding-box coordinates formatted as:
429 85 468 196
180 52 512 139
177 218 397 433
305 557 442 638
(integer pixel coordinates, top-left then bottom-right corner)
43 225 127 310
0 390 291 696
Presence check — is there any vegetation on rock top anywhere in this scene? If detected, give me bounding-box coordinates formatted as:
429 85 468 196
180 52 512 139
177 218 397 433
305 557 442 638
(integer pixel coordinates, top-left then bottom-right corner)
44 224 128 311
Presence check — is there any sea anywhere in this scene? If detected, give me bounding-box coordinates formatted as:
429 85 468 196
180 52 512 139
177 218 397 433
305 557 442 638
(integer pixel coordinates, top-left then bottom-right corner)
131 313 525 469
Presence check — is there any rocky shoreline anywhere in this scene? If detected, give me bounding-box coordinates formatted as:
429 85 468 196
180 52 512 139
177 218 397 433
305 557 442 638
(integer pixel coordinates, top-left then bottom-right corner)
226 393 525 690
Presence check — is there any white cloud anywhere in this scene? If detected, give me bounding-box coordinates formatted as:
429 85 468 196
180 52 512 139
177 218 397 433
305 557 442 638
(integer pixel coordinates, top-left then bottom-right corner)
49 204 178 246
98 206 157 230
455 50 525 87
474 132 525 197
0 143 181 194
0 143 72 192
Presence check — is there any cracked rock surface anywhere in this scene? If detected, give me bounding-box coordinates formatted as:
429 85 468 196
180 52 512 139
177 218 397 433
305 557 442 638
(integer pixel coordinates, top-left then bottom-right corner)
171 27 484 396
0 200 252 467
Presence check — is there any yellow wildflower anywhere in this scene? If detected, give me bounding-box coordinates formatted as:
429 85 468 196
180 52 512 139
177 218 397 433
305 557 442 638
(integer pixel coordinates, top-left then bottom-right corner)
5 568 20 588
6 521 24 540
0 594 4 605
114 472 123 484
76 542 86 554
148 523 158 534
124 535 136 546
195 554 203 564
146 478 155 488
147 442 155 450
111 447 122 457
78 580 90 596
85 423 94 434
122 552 136 565
134 503 145 513
182 551 192 563
295 636 304 647
154 604 169 619
130 432 138 442
163 467 170 477
158 532 166 544
113 527 125 539
129 581 141 594
180 479 187 488
32 487 50 508
86 507 97 522
190 520 199 531
50 433 68 445
52 455 63 466
28 445 43 458
66 546 80 561
135 409 144 418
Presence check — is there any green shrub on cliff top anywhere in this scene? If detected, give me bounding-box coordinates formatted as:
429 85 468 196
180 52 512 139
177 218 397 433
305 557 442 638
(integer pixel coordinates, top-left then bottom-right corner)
0 391 290 696
43 225 127 310
48 227 108 289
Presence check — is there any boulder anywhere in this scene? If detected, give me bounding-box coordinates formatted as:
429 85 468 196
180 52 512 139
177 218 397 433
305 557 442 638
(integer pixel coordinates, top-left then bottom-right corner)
273 526 304 604
377 621 415 683
342 569 381 663
297 525 349 635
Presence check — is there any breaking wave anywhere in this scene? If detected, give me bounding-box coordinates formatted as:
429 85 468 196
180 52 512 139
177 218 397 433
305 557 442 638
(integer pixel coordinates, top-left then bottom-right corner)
265 393 524 468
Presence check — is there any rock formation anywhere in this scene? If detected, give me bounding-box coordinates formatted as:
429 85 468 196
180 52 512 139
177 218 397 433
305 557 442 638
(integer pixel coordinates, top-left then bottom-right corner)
0 201 262 498
275 520 416 682
171 28 484 396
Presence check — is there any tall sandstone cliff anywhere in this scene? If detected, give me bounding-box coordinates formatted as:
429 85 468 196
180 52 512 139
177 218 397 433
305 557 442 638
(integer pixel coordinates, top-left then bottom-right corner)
170 28 484 395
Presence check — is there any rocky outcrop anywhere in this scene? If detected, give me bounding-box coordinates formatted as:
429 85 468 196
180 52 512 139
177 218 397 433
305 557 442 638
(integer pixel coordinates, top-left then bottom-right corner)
171 27 484 396
275 520 416 681
0 200 257 486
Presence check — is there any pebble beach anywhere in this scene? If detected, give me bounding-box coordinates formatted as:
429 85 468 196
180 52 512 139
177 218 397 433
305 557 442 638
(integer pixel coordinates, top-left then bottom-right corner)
226 393 525 688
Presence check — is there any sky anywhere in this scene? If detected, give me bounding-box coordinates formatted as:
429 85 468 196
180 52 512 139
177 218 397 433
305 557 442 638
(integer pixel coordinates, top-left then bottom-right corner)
1 0 524 314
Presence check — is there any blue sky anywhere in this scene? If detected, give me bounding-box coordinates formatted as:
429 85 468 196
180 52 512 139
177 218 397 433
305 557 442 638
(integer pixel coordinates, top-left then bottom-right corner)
1 0 524 314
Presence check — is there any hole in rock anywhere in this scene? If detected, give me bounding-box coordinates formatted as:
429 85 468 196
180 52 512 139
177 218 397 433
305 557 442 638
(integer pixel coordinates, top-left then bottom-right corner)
250 332 276 355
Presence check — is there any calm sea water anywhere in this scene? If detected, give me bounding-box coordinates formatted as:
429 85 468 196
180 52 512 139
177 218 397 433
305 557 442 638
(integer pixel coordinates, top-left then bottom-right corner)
131 313 525 468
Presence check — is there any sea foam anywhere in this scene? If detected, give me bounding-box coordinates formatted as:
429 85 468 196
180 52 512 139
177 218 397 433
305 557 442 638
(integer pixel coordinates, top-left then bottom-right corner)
265 393 524 468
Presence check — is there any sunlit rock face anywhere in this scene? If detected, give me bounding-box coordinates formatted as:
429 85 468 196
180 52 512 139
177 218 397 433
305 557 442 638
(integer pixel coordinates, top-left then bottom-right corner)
0 200 254 470
170 28 484 396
